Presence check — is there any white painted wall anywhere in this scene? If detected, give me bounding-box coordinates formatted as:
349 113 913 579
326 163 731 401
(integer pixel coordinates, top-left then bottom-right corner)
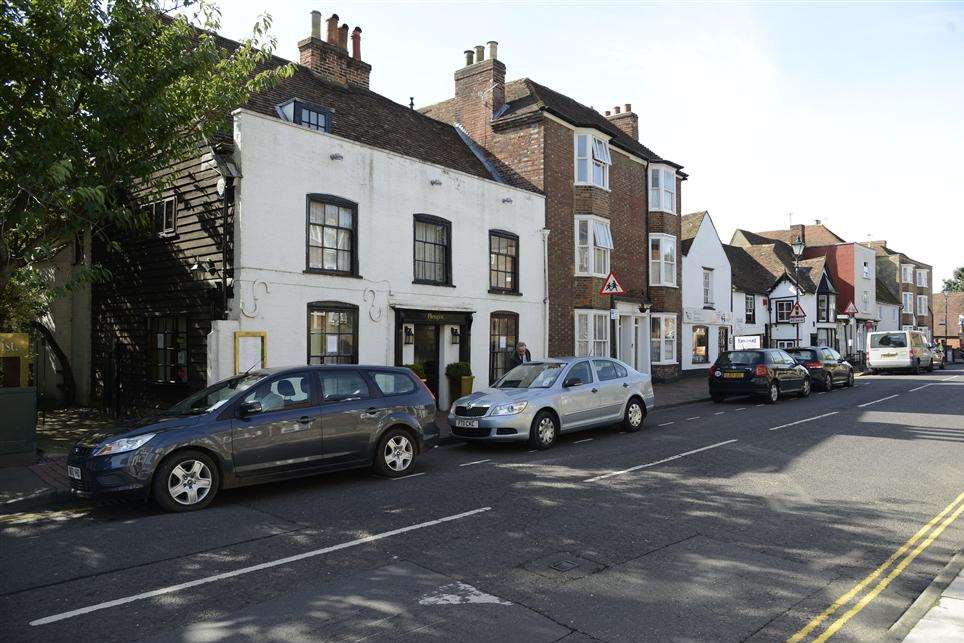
876 303 900 331
853 244 877 320
681 215 732 370
732 289 767 344
220 110 546 408
768 276 836 347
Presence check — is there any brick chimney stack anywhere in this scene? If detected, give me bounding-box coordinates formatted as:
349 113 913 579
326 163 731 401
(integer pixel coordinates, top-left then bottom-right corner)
453 41 505 144
605 103 638 140
298 11 371 88
790 224 805 247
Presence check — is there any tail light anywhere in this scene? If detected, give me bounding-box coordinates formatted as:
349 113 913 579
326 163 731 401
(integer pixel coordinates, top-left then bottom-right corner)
804 360 821 368
754 364 768 377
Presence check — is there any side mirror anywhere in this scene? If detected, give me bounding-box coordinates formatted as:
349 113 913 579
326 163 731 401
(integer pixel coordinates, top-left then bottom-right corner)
563 377 584 388
238 400 262 417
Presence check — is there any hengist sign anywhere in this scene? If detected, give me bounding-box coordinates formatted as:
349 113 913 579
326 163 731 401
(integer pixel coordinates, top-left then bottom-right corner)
683 308 731 325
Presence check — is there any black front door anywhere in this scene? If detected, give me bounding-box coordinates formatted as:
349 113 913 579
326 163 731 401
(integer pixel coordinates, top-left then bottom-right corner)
414 324 440 400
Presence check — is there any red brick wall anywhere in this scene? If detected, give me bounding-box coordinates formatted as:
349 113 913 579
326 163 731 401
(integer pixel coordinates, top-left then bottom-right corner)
805 244 854 313
646 175 683 380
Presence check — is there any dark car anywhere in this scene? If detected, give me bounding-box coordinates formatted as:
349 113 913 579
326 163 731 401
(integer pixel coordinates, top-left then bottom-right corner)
67 365 437 512
709 349 812 404
784 346 854 390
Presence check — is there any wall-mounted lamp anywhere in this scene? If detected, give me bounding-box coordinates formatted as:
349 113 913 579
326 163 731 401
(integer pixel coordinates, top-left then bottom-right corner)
403 326 414 345
450 327 461 345
430 179 442 186
502 197 513 204
329 153 344 161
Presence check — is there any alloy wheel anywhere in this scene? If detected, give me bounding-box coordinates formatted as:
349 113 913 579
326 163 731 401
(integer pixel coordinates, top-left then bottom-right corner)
770 383 779 403
538 417 556 444
383 435 413 472
627 403 643 428
168 460 213 506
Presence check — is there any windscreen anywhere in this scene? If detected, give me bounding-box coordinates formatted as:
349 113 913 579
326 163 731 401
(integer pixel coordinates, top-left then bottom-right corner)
495 363 564 389
786 349 818 361
870 333 907 348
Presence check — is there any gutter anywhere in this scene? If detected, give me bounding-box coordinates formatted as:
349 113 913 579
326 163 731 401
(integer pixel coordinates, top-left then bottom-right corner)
542 228 550 358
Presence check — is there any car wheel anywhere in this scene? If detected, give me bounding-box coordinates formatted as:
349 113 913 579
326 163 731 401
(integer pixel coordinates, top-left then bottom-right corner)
940 361 946 370
373 428 416 477
846 370 855 387
913 360 921 375
529 411 558 450
764 381 779 405
623 397 645 432
711 394 726 403
799 377 811 398
824 373 834 391
153 450 219 512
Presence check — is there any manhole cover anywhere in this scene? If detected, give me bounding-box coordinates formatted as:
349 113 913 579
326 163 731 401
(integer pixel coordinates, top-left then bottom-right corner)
551 560 580 573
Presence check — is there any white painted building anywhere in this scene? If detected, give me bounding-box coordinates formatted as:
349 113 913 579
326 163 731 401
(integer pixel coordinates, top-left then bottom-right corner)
767 262 838 349
723 245 770 350
680 212 732 371
209 109 546 409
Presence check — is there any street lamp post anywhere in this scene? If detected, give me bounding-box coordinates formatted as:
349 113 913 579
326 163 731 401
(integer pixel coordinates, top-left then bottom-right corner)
791 236 805 347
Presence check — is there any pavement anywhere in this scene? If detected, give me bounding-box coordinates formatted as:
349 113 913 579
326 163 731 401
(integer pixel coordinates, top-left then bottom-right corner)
0 366 961 642
898 552 964 641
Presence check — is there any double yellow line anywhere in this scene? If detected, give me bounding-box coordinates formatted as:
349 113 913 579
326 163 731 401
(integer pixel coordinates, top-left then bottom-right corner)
788 491 964 642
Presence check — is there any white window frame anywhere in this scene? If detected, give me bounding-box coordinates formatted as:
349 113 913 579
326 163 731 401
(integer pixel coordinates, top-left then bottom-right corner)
916 269 928 287
775 300 793 323
649 233 677 287
650 313 678 365
575 310 610 357
775 339 797 349
745 294 755 323
862 261 871 279
917 295 928 315
902 291 914 314
574 215 613 277
901 264 914 284
862 290 869 311
648 164 677 213
574 131 611 190
702 267 714 306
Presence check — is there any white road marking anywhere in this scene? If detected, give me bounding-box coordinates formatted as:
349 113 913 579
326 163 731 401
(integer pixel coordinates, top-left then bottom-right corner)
942 375 959 381
858 394 899 408
459 459 491 467
419 581 511 606
392 472 426 480
909 384 932 392
735 408 747 411
657 422 675 427
755 404 765 407
768 411 839 432
817 392 827 395
714 411 726 415
573 438 594 444
29 507 492 626
584 439 739 483
686 416 700 420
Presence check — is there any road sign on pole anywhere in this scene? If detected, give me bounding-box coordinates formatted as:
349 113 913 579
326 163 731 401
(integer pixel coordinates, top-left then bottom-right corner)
600 272 625 296
788 301 806 324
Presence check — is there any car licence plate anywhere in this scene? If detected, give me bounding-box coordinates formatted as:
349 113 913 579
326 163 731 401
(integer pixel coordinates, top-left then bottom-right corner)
723 372 744 379
454 418 479 429
67 465 82 480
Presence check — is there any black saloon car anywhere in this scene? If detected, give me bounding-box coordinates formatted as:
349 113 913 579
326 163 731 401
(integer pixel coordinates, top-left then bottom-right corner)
67 365 437 511
709 349 812 404
784 346 855 390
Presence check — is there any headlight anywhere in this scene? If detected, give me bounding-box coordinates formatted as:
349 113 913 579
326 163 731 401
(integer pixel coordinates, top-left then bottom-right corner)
92 433 157 456
490 401 528 416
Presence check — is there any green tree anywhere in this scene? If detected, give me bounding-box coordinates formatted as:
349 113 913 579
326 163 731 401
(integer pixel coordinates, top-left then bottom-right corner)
943 266 964 292
0 0 292 322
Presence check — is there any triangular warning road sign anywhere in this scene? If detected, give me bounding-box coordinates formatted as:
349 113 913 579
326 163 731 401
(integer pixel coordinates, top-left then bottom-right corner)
788 301 806 321
844 301 859 315
600 272 625 296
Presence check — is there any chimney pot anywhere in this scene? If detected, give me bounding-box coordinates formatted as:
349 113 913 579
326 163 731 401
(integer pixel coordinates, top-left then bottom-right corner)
474 45 485 62
338 24 349 49
310 11 321 39
613 105 621 114
624 103 631 112
487 40 498 60
464 49 474 66
815 218 821 225
326 14 339 44
604 110 611 116
351 26 361 60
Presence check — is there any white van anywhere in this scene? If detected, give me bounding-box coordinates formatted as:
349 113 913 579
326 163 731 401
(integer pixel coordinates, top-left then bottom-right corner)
867 330 934 374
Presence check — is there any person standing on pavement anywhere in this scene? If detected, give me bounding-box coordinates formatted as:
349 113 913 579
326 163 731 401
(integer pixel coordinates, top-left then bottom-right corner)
508 341 532 369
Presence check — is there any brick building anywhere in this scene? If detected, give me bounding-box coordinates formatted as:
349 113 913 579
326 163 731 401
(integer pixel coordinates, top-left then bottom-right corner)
421 43 686 380
867 241 934 339
932 291 964 350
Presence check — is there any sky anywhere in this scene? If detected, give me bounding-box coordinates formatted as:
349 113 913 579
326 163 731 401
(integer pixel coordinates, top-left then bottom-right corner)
209 1 964 285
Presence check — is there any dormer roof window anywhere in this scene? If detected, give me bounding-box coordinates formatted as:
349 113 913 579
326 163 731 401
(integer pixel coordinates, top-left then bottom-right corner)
277 99 333 133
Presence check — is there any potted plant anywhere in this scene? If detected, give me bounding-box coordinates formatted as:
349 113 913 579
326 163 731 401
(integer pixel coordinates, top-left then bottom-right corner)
445 361 474 399
404 363 427 383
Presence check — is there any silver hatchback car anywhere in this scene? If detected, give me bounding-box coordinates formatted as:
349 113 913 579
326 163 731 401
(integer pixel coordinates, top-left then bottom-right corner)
448 357 655 449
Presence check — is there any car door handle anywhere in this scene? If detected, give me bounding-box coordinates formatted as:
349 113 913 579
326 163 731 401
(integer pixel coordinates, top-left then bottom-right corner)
361 407 379 417
298 416 312 424
622 383 630 388
591 388 598 393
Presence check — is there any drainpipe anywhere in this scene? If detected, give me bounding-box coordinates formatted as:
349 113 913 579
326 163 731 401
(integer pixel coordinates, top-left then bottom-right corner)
542 227 550 358
221 177 234 319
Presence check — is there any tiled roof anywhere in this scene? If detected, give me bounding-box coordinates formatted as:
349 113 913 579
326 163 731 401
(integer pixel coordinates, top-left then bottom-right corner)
215 35 492 181
723 245 773 295
740 242 824 294
866 241 932 269
753 224 846 247
680 211 707 256
421 77 683 171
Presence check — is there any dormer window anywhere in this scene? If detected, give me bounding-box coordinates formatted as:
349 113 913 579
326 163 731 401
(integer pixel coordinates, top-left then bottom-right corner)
575 132 611 189
277 99 332 133
649 165 677 213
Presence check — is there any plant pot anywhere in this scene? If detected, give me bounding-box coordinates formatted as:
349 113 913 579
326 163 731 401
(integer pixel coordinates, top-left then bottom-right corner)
460 375 474 396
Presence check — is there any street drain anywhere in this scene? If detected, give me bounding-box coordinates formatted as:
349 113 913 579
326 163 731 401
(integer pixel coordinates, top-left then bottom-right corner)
551 560 580 573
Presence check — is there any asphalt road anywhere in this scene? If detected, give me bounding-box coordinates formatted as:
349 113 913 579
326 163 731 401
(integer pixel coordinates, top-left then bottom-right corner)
2 366 963 642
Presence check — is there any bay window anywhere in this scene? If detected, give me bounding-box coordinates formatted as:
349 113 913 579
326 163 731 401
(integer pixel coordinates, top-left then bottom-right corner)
650 314 677 364
917 295 928 315
648 165 677 213
575 132 612 189
916 269 928 287
575 310 609 357
575 215 613 277
902 291 914 314
649 234 677 287
901 264 914 283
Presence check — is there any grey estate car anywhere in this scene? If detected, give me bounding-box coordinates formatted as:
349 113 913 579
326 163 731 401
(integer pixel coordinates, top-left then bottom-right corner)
448 357 655 449
67 365 437 512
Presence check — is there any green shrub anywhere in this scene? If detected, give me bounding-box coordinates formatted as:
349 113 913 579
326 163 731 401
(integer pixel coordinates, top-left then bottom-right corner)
404 363 427 379
445 361 473 378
